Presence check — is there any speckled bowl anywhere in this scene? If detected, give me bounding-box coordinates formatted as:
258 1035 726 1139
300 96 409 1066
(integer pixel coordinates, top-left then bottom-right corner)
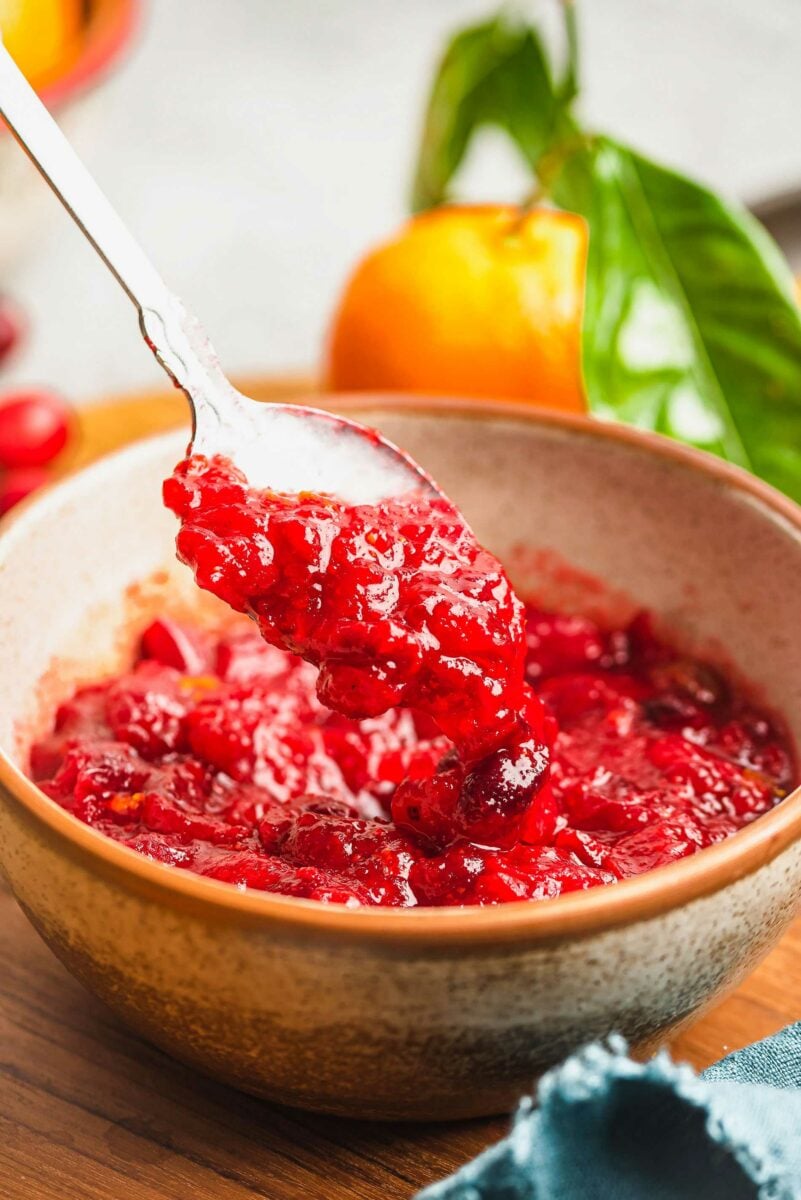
2 399 801 1122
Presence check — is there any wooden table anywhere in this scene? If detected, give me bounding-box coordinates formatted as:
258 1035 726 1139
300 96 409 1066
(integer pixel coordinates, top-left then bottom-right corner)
3 385 801 1198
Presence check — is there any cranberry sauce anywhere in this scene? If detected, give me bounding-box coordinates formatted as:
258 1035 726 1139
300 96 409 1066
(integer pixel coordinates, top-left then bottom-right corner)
31 609 792 907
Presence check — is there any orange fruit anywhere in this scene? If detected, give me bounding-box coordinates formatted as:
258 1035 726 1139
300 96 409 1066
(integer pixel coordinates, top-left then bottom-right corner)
324 204 587 412
0 0 83 90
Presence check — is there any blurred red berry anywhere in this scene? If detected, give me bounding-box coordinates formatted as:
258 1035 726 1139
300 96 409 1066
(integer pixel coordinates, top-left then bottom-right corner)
140 617 211 674
0 466 50 515
0 298 24 365
0 389 72 468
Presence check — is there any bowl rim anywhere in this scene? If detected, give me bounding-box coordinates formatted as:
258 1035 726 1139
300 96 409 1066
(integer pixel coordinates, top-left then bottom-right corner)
26 0 140 115
2 395 801 945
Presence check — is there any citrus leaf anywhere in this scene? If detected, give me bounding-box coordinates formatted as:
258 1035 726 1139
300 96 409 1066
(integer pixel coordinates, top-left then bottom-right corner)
553 137 801 500
410 14 572 213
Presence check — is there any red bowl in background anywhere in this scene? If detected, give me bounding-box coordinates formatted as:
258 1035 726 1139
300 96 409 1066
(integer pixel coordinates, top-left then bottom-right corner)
0 0 140 268
34 0 140 115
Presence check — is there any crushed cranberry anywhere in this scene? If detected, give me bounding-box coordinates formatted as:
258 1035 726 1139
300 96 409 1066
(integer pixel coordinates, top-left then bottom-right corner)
31 609 793 907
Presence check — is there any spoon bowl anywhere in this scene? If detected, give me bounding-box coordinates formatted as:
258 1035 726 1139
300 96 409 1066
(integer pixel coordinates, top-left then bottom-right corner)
188 366 437 499
194 393 437 500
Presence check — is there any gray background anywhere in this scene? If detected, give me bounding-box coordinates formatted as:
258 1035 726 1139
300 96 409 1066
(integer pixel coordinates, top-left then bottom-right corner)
6 0 801 403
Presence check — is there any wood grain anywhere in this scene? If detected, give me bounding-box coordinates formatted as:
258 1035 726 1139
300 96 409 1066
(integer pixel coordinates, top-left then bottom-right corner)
2 383 800 1198
2 877 800 1200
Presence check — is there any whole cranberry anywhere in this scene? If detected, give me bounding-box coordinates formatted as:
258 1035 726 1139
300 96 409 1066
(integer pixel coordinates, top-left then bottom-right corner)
0 389 72 469
140 617 210 674
0 465 50 515
457 733 550 847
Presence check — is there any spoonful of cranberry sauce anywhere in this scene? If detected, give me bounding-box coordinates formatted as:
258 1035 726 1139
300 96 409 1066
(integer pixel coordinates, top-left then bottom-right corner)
164 456 553 849
0 40 552 850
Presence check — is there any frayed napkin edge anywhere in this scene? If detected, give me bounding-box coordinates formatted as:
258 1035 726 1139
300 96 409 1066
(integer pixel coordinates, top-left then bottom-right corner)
418 1035 792 1200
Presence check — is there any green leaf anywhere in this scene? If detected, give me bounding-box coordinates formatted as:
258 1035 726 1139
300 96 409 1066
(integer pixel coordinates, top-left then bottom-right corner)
552 137 801 500
411 7 801 502
410 14 573 213
557 0 579 105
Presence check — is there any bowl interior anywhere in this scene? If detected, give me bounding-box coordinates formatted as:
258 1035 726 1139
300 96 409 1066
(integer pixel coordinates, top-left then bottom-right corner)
2 404 801 787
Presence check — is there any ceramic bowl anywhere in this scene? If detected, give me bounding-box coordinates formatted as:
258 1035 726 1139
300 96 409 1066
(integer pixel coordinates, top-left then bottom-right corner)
0 0 139 270
2 399 801 1122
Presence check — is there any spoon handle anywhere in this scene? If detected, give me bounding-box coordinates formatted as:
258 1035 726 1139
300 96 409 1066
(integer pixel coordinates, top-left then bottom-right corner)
0 41 228 434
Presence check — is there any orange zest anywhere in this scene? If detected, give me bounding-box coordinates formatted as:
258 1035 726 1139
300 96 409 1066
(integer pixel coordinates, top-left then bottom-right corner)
108 791 145 816
179 674 220 695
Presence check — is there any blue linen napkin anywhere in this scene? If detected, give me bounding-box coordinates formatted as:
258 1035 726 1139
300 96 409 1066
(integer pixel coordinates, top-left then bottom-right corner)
418 1026 801 1200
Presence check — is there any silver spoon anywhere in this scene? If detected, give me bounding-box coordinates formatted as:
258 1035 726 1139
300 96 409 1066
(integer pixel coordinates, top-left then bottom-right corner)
0 42 438 503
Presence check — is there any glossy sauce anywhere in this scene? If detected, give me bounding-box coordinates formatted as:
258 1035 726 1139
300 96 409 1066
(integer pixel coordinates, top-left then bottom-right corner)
31 607 792 907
